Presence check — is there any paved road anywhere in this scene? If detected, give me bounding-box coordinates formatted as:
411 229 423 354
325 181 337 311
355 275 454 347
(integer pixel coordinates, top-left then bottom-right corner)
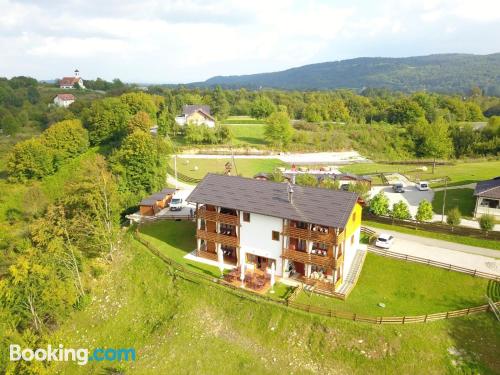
366 225 500 275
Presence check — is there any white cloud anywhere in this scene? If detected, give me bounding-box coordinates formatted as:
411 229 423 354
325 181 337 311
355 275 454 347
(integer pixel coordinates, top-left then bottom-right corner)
0 0 499 82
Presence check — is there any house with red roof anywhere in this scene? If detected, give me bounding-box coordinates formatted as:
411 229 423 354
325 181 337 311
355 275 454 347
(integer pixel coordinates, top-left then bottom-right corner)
53 93 76 108
59 69 85 89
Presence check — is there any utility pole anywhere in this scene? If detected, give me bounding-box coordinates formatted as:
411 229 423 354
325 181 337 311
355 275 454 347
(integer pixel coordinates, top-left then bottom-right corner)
174 154 178 190
231 146 238 176
441 177 448 223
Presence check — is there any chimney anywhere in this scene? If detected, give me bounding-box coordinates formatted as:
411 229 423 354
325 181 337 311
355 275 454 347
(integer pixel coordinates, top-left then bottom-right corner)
287 182 294 203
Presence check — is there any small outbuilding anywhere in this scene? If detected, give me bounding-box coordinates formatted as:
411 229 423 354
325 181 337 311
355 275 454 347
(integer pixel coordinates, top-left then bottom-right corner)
474 177 500 219
53 93 75 108
139 188 176 216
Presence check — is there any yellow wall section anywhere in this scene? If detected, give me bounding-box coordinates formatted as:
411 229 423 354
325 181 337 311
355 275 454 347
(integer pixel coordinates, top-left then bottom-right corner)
344 202 362 238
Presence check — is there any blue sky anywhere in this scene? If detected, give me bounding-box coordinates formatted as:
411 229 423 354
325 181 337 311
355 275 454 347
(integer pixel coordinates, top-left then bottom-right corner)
1 0 499 83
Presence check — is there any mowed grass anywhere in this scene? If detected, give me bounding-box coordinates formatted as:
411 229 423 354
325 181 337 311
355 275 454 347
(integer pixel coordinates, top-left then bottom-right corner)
295 253 493 316
138 221 220 277
227 124 267 145
52 232 500 374
172 157 287 179
432 188 476 218
364 220 500 251
341 160 500 187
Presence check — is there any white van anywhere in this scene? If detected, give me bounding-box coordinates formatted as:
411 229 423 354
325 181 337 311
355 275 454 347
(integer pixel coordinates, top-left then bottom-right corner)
169 197 184 211
417 181 430 191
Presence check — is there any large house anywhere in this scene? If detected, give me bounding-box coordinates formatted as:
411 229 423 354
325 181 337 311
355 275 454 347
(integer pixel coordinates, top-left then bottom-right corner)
59 69 85 89
53 93 75 108
474 177 500 219
175 105 215 128
187 174 363 294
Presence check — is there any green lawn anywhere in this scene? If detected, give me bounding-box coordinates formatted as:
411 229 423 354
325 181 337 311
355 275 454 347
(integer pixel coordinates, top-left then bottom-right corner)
138 220 220 277
432 188 476 218
50 232 500 374
363 220 500 251
227 124 267 145
341 160 500 187
295 253 493 316
172 157 287 179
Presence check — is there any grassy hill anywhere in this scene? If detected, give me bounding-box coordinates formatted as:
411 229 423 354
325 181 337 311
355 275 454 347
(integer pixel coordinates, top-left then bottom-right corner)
51 230 500 374
197 53 500 94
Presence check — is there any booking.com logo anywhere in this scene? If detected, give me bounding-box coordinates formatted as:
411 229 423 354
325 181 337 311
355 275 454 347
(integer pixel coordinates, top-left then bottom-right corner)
10 344 136 366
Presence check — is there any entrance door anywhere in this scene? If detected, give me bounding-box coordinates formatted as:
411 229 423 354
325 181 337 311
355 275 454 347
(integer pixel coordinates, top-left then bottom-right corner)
246 254 270 271
256 256 268 271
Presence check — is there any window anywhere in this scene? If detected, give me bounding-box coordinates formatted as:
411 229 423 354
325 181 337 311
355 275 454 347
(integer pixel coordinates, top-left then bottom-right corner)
272 231 280 241
243 212 250 222
350 235 354 246
352 212 356 222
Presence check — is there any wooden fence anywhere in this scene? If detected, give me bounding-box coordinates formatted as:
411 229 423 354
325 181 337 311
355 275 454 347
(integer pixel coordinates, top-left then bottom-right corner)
363 212 500 241
367 246 500 282
133 229 500 325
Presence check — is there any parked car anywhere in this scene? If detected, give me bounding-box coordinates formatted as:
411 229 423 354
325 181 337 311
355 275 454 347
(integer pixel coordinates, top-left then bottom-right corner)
169 197 184 211
416 181 430 191
392 182 405 193
375 233 394 249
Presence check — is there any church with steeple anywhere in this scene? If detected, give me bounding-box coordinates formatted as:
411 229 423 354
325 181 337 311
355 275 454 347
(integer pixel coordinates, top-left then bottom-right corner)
59 69 85 89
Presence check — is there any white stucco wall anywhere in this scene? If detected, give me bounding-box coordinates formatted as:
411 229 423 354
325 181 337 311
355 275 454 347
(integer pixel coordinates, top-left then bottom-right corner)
239 212 283 276
341 226 361 281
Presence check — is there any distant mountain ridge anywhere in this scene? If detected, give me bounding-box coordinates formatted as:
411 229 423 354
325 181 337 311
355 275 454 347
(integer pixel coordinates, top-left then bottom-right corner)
193 53 500 94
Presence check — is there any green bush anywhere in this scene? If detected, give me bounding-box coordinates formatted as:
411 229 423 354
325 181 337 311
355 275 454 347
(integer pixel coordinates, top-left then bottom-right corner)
479 214 495 231
446 207 462 226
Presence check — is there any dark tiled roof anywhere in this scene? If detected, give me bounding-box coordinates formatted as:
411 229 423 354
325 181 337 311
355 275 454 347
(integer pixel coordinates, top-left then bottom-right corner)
182 104 211 116
187 174 359 229
474 178 500 199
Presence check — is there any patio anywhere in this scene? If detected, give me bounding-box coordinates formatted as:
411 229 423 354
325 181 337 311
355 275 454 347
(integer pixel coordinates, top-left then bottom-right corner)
223 268 271 293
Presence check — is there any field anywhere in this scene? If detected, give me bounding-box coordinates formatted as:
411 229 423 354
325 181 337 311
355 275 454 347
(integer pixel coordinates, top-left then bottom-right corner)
172 157 286 179
295 253 493 316
432 188 476 218
221 116 268 146
50 228 500 374
340 160 500 187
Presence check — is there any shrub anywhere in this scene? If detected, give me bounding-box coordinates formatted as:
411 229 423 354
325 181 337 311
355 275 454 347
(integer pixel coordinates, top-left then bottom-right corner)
295 173 318 187
369 191 389 216
392 200 412 220
479 214 495 231
446 207 462 226
416 200 433 222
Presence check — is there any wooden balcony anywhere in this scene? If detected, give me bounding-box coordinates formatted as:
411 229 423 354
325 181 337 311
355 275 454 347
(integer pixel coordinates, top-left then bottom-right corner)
283 225 337 244
197 249 217 261
197 207 240 226
282 248 335 269
196 229 239 247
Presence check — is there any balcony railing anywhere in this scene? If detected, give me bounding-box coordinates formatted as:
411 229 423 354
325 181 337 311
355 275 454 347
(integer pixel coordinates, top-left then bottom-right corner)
282 248 335 268
283 225 336 244
196 229 239 247
197 207 240 226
